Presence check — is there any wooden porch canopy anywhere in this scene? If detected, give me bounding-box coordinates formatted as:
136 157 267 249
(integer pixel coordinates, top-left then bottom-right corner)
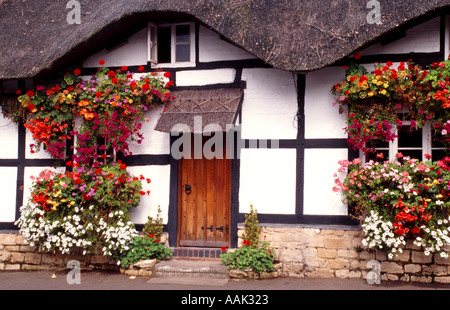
154 88 243 133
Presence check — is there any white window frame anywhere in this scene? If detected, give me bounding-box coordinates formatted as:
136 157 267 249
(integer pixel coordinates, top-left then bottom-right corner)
361 121 444 163
147 22 196 67
147 22 158 64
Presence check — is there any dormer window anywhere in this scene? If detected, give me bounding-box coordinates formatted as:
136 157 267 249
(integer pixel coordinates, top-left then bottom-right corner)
148 22 195 66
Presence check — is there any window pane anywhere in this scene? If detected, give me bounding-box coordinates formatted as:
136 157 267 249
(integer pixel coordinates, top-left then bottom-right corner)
176 44 190 62
150 27 157 59
432 132 446 148
398 126 422 148
366 150 389 162
176 25 190 43
432 149 449 161
366 138 389 150
400 149 422 160
157 27 171 63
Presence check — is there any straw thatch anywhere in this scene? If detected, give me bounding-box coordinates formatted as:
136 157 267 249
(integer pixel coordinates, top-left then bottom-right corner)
0 0 450 80
155 88 243 133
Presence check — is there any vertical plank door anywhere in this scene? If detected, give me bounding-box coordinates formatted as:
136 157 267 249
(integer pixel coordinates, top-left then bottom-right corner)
178 134 231 248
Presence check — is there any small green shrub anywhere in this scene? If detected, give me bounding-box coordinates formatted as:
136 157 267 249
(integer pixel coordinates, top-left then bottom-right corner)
221 241 274 273
143 205 164 239
113 234 172 269
221 205 275 273
241 204 261 248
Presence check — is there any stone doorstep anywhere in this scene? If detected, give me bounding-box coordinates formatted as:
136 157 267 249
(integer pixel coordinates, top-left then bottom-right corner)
153 260 230 279
146 260 230 286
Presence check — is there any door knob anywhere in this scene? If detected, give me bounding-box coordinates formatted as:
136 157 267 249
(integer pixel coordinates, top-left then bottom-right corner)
185 184 192 195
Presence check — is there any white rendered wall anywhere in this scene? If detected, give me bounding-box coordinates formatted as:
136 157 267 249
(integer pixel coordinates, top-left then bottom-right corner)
304 67 347 139
0 109 18 222
198 25 257 62
0 112 18 159
25 130 52 159
241 68 298 140
303 149 348 216
360 17 440 55
176 69 236 87
0 167 17 222
83 28 148 68
128 107 170 155
239 148 297 215
127 165 171 225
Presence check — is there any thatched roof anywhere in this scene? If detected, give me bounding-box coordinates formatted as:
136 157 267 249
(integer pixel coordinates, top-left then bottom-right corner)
1 0 450 80
155 88 243 133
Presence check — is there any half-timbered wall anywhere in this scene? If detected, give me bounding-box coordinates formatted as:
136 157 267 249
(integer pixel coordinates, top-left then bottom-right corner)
0 16 448 249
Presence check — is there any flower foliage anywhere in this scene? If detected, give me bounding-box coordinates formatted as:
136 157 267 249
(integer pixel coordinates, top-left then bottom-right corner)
113 234 172 269
333 155 450 259
332 59 450 154
15 164 149 256
220 240 275 273
16 63 172 165
12 61 172 260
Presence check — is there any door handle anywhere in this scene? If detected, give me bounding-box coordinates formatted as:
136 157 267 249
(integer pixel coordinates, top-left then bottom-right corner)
185 184 192 195
202 225 214 231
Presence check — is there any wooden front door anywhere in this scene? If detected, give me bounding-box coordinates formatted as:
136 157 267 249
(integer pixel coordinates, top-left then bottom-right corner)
178 135 231 248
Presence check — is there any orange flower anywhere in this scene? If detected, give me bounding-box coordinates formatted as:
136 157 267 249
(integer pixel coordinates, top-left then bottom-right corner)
78 100 90 107
84 112 94 120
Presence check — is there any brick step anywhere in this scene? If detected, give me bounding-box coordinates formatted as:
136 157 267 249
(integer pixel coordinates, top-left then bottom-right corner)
171 247 225 260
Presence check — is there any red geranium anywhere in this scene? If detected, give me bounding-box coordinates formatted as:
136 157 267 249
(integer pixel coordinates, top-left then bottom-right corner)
242 240 251 246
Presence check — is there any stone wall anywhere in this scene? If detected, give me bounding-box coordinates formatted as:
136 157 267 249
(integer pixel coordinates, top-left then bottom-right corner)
3 225 450 284
238 224 450 284
0 232 117 271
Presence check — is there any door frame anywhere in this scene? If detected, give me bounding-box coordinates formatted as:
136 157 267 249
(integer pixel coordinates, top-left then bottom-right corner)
167 131 240 249
176 133 231 248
